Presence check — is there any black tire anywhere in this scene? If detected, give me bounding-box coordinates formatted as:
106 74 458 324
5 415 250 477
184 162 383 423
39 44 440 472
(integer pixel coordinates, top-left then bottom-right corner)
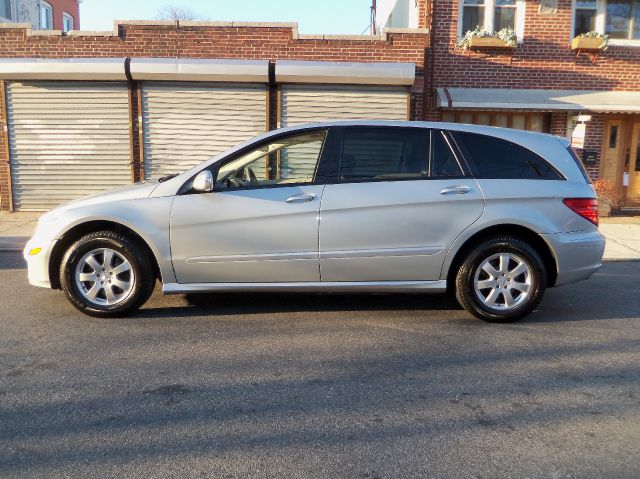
455 236 547 323
59 231 155 318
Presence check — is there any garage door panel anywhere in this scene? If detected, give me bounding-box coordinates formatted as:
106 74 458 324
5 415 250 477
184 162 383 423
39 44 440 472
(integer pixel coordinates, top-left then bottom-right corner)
142 82 267 179
6 81 132 211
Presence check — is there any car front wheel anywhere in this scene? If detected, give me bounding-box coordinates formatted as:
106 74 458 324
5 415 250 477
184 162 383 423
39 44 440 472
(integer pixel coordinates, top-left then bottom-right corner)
455 236 547 322
59 231 155 317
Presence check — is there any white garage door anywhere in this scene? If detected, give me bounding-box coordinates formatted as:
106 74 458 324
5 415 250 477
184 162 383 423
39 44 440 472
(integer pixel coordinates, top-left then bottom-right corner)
279 85 409 178
6 81 132 211
141 82 268 180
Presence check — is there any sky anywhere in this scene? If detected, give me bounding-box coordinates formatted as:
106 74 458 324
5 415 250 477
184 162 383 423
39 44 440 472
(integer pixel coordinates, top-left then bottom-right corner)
80 0 373 35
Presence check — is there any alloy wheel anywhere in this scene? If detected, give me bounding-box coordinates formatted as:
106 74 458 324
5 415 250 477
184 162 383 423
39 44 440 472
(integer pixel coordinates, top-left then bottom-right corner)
74 248 135 306
472 252 532 311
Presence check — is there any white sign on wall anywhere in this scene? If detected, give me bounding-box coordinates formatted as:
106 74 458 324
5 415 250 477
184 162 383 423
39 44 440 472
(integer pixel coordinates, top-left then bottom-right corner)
570 115 591 149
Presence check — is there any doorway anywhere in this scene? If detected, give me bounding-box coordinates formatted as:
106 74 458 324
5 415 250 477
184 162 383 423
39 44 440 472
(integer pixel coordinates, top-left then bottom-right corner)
627 122 640 206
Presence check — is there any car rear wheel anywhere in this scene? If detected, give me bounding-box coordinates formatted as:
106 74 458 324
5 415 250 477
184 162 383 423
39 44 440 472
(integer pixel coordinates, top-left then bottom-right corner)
455 236 547 322
59 231 155 317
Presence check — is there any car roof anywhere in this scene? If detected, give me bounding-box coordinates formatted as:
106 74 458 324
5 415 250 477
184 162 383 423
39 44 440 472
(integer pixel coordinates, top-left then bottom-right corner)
278 119 572 153
279 119 563 143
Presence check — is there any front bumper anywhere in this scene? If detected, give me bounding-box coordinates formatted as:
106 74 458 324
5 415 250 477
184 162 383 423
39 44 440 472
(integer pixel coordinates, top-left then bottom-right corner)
541 229 606 286
23 238 56 289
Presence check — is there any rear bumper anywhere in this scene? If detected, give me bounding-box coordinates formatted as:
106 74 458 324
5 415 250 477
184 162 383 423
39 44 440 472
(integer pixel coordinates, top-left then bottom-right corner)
541 230 605 286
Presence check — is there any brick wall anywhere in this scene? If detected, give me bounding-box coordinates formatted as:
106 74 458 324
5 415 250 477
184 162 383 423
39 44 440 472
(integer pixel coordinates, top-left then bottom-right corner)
428 0 640 91
582 114 605 179
417 0 428 29
0 21 427 210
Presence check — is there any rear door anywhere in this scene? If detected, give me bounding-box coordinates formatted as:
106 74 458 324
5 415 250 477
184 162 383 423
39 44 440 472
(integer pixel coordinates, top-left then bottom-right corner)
319 127 484 282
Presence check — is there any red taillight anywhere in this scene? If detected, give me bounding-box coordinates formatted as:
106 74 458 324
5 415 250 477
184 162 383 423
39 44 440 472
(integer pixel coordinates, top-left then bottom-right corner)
563 198 599 226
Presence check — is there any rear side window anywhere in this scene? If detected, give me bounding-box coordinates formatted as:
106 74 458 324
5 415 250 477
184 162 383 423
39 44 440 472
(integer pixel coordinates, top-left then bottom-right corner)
566 146 592 184
452 132 562 180
340 128 428 181
431 131 463 177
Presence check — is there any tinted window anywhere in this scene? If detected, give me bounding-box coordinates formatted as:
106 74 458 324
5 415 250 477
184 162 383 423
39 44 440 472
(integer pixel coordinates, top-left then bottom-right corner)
340 128 428 181
430 131 463 177
452 132 562 180
566 146 591 184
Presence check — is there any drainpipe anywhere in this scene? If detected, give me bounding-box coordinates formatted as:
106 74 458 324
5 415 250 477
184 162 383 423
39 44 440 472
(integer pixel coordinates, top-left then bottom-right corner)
423 0 437 121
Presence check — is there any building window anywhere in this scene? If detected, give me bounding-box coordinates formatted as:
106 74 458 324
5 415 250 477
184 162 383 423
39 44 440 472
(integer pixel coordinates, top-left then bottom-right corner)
494 0 517 30
40 1 53 30
462 0 486 34
63 12 74 32
606 0 640 39
459 0 525 39
573 0 640 41
575 0 598 34
0 0 11 20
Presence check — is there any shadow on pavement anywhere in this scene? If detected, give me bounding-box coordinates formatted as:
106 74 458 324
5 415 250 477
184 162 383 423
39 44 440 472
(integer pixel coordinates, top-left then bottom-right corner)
131 261 640 323
0 251 25 270
2 250 638 324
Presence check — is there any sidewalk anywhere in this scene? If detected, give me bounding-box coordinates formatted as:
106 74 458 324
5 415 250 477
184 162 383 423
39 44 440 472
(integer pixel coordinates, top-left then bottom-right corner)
1 211 640 260
0 212 39 252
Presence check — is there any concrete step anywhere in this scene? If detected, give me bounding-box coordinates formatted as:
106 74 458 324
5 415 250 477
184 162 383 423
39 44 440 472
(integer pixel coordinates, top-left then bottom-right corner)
614 208 640 216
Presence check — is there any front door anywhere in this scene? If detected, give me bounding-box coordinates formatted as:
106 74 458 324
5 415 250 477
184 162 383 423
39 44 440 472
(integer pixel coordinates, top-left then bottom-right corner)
627 122 640 206
602 119 624 184
170 129 329 283
319 127 484 282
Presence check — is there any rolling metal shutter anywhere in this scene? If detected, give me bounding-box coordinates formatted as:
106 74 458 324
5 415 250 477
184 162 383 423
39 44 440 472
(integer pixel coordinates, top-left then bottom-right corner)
280 85 409 178
6 81 131 211
141 82 268 180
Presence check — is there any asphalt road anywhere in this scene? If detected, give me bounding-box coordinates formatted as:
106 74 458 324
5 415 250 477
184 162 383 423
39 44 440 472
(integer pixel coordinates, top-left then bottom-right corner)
0 251 639 479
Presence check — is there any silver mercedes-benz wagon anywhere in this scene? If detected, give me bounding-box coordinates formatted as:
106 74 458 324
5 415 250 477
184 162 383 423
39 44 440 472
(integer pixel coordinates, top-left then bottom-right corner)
24 121 605 322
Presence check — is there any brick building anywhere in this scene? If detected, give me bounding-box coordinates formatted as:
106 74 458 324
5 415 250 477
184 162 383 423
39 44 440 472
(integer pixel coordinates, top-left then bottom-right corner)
0 21 427 210
0 0 79 31
0 0 639 211
404 0 640 208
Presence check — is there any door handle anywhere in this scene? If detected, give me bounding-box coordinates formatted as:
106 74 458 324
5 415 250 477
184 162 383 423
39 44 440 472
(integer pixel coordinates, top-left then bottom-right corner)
285 193 317 203
440 185 471 195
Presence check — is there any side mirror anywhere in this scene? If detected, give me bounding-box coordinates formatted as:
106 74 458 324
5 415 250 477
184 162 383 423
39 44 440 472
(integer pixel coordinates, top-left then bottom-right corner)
192 170 214 193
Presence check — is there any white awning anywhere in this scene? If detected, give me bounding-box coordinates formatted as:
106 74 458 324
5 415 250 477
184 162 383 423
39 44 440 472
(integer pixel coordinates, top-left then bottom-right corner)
129 58 269 82
276 61 415 86
0 58 127 81
437 87 640 112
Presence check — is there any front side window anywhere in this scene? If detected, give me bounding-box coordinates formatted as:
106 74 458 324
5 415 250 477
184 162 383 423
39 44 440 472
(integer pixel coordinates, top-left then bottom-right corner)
459 0 523 38
452 132 562 180
215 130 327 190
339 128 429 182
40 1 53 30
0 0 11 20
63 12 74 32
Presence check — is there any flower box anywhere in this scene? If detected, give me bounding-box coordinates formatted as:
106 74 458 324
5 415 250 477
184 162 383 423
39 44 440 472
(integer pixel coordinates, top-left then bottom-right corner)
571 36 606 51
468 36 514 49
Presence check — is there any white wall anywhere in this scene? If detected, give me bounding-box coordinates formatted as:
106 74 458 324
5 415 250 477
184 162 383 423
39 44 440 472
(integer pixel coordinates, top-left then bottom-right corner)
2 0 39 29
376 0 419 30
